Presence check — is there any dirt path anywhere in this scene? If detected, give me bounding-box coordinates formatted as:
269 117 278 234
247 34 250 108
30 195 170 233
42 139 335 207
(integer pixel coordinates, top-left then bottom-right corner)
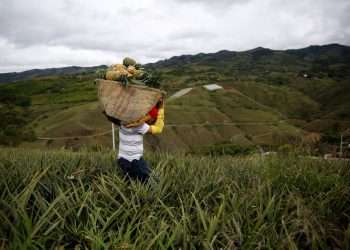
168 88 193 100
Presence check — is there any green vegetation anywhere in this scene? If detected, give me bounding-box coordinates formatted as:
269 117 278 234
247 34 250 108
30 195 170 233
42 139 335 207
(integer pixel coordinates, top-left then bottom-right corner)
0 75 98 146
195 143 256 156
0 44 349 152
0 75 97 106
0 89 36 146
0 45 348 249
0 149 349 249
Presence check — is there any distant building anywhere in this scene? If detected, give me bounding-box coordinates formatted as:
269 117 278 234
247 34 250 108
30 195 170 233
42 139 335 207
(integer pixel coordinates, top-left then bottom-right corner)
203 84 223 91
298 71 311 78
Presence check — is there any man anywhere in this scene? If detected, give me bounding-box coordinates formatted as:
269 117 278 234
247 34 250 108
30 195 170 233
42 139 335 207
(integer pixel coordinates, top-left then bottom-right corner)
117 99 164 183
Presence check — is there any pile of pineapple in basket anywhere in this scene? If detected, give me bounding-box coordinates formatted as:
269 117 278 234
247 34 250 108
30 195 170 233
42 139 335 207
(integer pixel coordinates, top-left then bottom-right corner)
97 57 160 88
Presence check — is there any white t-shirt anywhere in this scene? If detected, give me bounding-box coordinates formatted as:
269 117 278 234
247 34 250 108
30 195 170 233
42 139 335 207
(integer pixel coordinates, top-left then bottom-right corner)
118 123 150 161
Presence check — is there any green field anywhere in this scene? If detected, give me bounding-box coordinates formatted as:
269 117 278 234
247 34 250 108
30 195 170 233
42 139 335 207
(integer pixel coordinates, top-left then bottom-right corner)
0 44 349 153
0 149 349 249
0 76 305 151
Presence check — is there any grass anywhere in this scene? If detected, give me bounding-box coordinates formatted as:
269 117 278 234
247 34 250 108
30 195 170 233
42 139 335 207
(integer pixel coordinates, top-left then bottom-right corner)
19 82 303 151
0 148 349 249
1 44 350 150
231 81 321 120
32 102 110 137
0 62 341 151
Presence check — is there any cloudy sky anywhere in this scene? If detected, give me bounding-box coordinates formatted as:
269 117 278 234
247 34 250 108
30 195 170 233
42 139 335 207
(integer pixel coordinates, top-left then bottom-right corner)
0 0 349 73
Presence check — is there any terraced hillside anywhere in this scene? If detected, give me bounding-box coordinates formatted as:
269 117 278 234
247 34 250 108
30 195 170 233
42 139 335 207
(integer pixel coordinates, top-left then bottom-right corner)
0 44 349 153
16 81 304 152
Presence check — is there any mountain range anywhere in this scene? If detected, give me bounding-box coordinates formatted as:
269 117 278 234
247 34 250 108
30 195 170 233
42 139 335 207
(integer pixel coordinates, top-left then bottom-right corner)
0 44 349 154
0 65 107 84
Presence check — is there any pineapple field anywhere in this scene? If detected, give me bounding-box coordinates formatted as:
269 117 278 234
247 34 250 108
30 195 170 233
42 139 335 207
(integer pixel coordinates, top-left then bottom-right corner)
0 148 349 249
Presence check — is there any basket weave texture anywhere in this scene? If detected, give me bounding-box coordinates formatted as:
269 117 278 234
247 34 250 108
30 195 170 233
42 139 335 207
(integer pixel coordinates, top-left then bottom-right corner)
97 79 163 123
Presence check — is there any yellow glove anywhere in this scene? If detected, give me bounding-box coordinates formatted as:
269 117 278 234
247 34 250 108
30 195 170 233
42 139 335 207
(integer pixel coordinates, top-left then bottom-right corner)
150 107 164 134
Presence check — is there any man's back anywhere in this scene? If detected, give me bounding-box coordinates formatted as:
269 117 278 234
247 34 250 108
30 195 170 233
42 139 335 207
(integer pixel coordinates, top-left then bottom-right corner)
118 123 150 161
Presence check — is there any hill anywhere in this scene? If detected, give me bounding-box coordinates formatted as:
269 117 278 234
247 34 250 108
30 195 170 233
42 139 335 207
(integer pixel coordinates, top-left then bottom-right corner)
0 44 349 153
0 65 107 83
146 43 350 147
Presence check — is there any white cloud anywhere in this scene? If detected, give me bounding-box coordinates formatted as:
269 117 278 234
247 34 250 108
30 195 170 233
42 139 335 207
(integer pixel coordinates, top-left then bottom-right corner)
0 0 349 72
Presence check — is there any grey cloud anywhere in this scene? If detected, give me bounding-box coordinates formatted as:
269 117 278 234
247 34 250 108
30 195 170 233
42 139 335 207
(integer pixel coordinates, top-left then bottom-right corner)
0 0 350 73
0 1 80 48
272 0 350 47
169 31 215 40
172 0 250 7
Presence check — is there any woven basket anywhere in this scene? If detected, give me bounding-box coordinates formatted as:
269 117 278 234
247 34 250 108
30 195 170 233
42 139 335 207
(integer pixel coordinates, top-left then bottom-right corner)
97 79 164 123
